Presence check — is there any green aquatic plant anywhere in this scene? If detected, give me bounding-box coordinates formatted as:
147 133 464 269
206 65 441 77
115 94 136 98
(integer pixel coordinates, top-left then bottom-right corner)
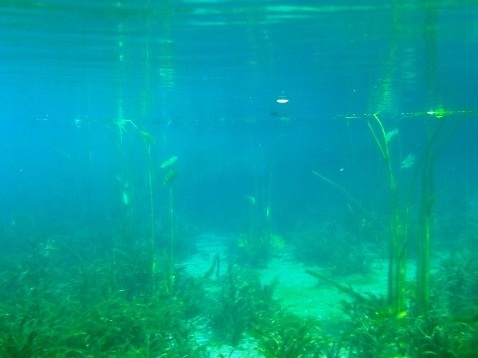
1 318 40 357
367 113 465 317
160 155 178 169
211 262 278 346
113 117 138 143
411 115 465 316
233 231 271 267
434 248 478 318
161 155 179 293
291 215 377 277
340 293 412 357
400 152 415 168
232 171 278 267
0 237 209 357
405 314 478 358
141 129 157 293
367 113 408 318
233 195 282 267
109 118 160 295
254 311 325 358
312 171 370 218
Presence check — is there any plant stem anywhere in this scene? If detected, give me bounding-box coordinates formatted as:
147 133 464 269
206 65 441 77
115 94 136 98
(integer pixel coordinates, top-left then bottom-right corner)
168 185 175 292
369 114 407 316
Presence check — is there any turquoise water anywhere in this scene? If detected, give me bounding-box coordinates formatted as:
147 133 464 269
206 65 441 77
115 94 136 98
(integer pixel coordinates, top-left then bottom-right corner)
1 1 478 356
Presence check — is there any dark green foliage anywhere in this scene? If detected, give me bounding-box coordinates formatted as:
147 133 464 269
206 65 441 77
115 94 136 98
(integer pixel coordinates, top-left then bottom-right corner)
211 262 278 345
341 294 410 357
156 215 200 260
290 219 377 276
0 237 207 357
2 231 478 356
406 314 478 358
254 311 325 358
340 292 478 358
231 232 273 267
433 249 478 318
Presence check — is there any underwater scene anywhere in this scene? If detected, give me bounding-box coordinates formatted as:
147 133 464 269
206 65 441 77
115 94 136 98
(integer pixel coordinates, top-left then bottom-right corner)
1 1 478 357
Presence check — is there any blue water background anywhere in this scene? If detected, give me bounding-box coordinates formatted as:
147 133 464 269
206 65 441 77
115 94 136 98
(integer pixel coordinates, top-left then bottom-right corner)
1 1 477 252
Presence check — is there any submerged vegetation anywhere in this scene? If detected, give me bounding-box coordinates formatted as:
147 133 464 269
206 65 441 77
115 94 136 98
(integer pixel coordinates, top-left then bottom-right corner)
1 110 476 357
0 237 207 357
3 0 478 354
1 215 478 357
1 105 475 357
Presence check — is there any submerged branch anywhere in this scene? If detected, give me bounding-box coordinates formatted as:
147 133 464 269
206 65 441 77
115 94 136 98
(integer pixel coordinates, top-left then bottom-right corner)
305 269 367 302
